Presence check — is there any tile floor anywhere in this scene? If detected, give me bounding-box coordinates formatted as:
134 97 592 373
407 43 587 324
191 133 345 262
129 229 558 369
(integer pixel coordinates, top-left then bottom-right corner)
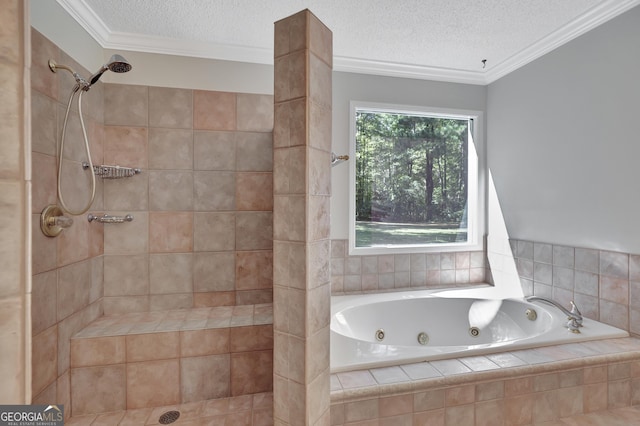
65 396 640 425
66 392 273 425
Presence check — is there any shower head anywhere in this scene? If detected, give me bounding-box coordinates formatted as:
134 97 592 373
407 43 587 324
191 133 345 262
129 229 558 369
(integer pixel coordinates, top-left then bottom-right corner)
88 54 132 86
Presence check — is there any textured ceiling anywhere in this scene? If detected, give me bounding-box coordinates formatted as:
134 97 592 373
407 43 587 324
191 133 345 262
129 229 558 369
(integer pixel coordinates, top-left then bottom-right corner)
61 0 639 84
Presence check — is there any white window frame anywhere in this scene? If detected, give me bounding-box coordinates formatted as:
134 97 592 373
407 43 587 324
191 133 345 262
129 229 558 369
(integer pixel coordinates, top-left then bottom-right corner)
348 101 485 255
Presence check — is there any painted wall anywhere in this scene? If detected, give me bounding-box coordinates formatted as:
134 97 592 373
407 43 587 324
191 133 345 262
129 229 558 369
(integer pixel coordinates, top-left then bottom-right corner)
487 5 640 254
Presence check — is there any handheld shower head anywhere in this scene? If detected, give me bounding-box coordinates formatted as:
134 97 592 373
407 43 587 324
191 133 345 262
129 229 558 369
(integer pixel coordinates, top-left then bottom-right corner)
88 54 132 86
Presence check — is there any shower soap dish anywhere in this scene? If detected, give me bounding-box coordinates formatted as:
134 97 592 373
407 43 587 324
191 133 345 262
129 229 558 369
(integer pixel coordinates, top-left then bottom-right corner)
83 162 141 179
88 213 134 224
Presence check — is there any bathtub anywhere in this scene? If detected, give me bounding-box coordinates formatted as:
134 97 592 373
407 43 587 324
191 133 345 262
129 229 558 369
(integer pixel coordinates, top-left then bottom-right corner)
330 288 629 372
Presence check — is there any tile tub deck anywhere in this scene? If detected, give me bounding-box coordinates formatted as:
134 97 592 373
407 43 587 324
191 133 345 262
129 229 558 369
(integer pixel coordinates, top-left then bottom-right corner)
330 337 640 425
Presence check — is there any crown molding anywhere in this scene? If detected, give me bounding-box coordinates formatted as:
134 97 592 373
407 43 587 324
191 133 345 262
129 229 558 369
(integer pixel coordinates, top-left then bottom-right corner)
105 31 274 64
485 0 640 84
56 0 111 45
58 0 640 85
333 56 487 85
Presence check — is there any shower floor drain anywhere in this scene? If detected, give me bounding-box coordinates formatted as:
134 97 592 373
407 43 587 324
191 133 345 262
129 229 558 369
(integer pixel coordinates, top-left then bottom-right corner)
159 410 180 424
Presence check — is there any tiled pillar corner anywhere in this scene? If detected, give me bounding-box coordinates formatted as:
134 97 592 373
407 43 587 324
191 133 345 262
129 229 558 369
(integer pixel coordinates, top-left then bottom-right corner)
0 0 30 403
273 9 333 425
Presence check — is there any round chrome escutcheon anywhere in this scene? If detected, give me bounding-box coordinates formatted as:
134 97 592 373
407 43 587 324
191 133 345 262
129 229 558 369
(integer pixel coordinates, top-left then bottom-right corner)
375 328 385 341
417 332 429 345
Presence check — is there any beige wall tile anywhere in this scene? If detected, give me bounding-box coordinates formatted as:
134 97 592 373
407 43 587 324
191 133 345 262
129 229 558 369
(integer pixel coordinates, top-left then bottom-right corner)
104 254 149 296
126 332 179 362
235 289 272 305
194 252 235 292
193 291 236 308
70 336 125 367
31 91 57 156
181 354 231 402
57 260 91 321
126 359 180 409
194 171 236 211
236 132 273 172
306 326 329 384
193 212 235 252
149 253 193 294
103 173 148 211
104 84 148 127
236 212 272 250
103 126 148 168
308 12 333 67
32 270 57 335
104 211 148 255
56 370 71 418
235 251 272 291
57 307 98 376
149 293 193 311
32 325 58 396
148 128 193 170
230 325 273 353
0 295 25 402
56 207 90 266
230 350 273 396
149 211 193 253
0 183 23 297
193 131 236 171
149 87 192 129
194 90 236 131
476 399 504 426
71 365 126 415
32 214 57 274
236 172 273 211
31 28 59 100
149 170 194 211
30 387 52 411
237 93 274 132
180 328 230 357
103 295 150 315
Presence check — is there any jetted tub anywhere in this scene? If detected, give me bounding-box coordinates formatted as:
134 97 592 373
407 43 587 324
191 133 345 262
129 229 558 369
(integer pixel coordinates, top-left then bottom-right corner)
331 288 629 372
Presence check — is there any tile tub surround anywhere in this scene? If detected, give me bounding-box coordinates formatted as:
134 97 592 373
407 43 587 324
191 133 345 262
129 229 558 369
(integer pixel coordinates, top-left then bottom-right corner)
510 239 640 334
330 240 489 295
69 304 273 415
330 337 640 425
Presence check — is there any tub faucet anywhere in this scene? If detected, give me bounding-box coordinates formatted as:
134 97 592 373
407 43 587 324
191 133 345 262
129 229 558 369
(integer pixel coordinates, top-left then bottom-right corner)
525 296 583 331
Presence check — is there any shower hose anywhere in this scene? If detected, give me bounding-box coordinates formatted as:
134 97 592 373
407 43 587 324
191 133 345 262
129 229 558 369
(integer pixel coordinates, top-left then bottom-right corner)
57 84 96 215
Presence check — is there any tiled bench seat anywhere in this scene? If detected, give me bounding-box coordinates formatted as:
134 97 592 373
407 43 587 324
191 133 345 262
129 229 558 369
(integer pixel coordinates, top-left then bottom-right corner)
330 337 640 425
70 304 273 417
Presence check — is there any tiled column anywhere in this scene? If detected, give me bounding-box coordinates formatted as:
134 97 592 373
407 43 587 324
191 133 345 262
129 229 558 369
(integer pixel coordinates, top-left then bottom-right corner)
273 9 333 425
0 0 30 403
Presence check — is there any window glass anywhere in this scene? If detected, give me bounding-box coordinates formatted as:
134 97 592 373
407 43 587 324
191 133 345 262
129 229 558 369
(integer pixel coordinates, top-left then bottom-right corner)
350 103 481 253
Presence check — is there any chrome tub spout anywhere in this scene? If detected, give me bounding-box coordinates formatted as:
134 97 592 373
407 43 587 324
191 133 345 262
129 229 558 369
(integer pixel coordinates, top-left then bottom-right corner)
525 296 583 332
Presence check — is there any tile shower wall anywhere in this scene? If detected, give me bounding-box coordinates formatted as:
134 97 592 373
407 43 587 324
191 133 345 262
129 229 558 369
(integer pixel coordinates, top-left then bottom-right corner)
511 239 640 334
30 28 275 413
31 29 104 410
101 83 273 314
1 0 29 403
330 240 488 294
